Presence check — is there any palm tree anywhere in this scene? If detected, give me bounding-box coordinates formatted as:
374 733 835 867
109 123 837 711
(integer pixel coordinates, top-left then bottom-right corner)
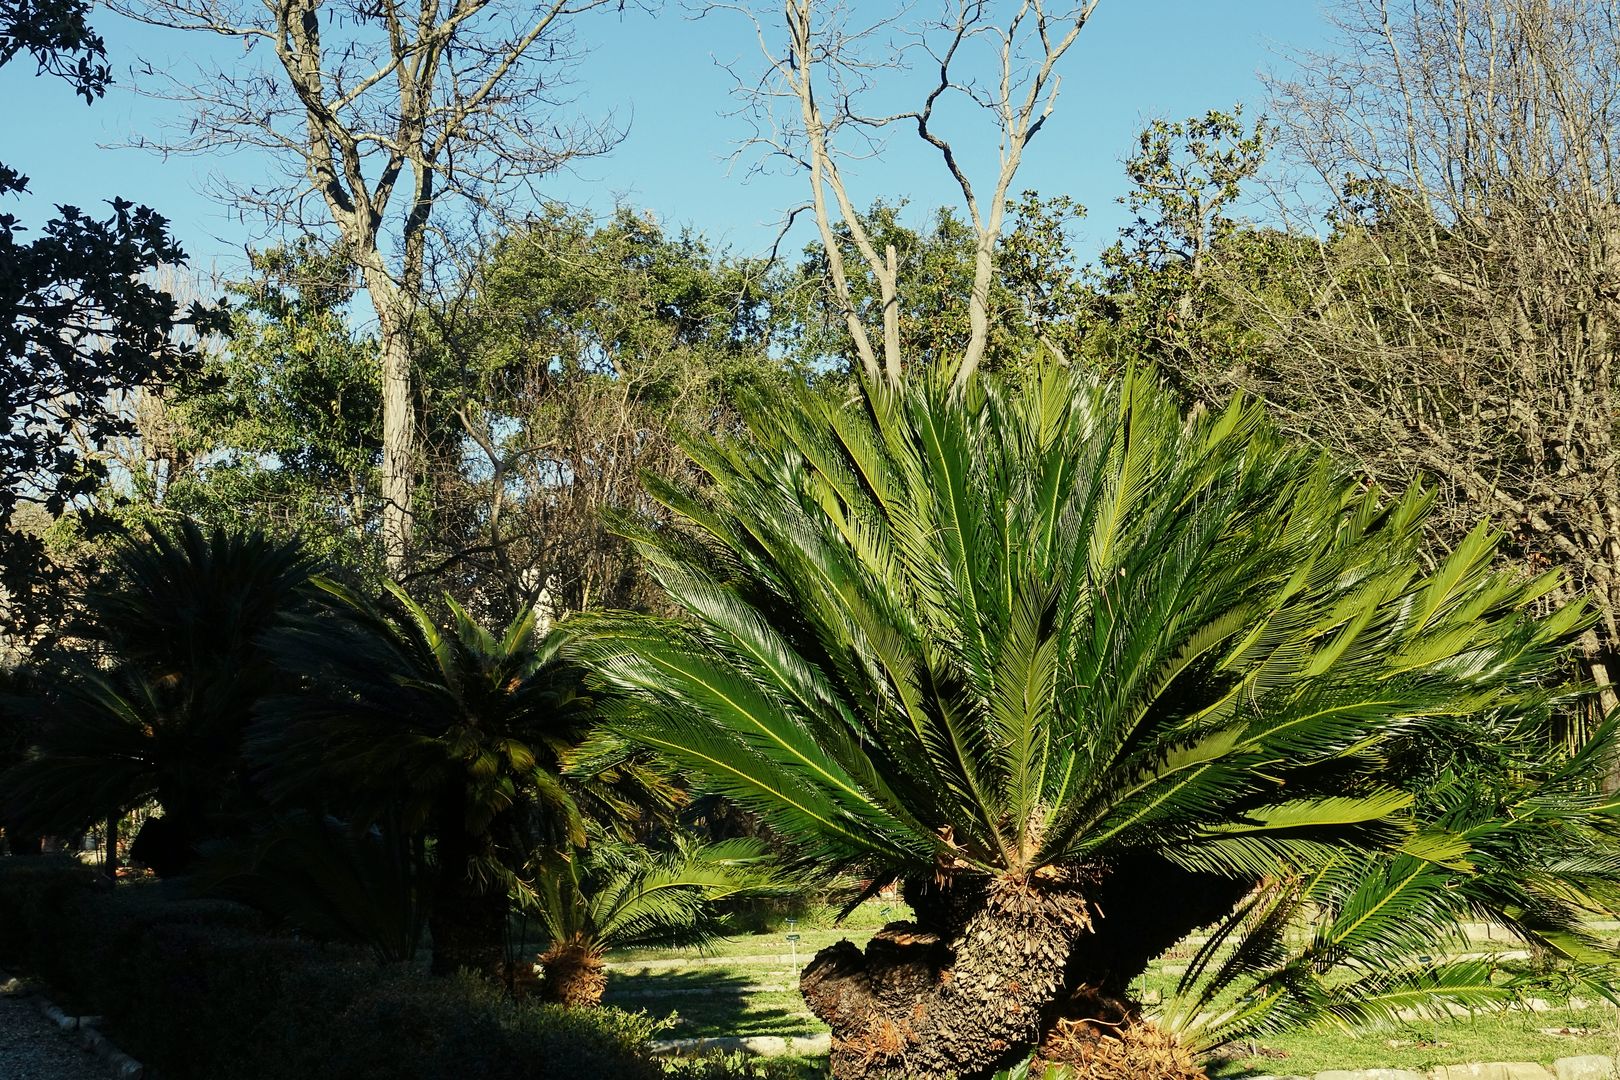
1151 718 1620 1064
0 522 316 874
524 834 785 1006
568 367 1610 1079
253 581 671 976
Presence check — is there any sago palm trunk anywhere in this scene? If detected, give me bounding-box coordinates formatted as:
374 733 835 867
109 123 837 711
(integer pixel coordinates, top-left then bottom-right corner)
428 829 509 977
801 878 1093 1080
536 939 608 1007
1029 858 1247 1079
804 863 1239 1080
428 882 509 977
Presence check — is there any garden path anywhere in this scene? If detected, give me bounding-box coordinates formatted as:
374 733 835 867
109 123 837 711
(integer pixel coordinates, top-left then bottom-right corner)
0 984 112 1080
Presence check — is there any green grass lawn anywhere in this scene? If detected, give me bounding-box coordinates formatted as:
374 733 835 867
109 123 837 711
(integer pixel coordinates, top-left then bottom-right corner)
598 905 1620 1077
1206 1003 1620 1076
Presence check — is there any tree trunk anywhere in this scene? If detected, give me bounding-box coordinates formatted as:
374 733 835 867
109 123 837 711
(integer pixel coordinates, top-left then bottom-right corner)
378 319 416 578
428 881 509 978
358 261 418 579
537 938 608 1007
802 860 1243 1080
801 877 1093 1080
1034 858 1247 1080
103 814 119 879
428 827 508 978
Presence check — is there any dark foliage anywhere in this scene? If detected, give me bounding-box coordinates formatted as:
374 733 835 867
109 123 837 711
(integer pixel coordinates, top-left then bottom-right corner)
0 0 224 639
0 0 108 100
0 523 317 873
0 859 664 1080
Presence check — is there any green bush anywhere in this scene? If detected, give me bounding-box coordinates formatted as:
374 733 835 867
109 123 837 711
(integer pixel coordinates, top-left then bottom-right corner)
0 859 663 1080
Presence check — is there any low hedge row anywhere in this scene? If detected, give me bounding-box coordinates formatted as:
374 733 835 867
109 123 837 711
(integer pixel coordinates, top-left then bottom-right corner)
0 857 664 1080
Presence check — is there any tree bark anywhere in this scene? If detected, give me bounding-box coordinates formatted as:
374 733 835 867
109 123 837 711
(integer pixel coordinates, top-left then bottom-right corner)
428 881 509 978
537 938 608 1007
103 813 119 878
801 877 1093 1080
801 859 1242 1079
378 324 416 579
364 266 418 579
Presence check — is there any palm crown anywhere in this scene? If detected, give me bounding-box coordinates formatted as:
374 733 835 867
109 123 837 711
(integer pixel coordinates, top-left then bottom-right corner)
526 834 785 1005
574 368 1580 886
254 581 594 878
569 366 1596 1078
1 522 315 871
253 580 675 975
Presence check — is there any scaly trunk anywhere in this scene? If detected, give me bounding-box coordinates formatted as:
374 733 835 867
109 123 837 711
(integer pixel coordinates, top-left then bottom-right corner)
537 938 608 1007
802 858 1244 1080
801 877 1092 1080
428 829 508 978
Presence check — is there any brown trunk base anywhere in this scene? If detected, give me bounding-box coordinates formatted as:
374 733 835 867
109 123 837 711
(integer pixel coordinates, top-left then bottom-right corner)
428 887 509 978
1036 991 1205 1080
537 941 608 1007
802 877 1094 1080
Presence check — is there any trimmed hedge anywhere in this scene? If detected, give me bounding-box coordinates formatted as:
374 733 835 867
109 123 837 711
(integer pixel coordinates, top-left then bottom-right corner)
0 858 663 1080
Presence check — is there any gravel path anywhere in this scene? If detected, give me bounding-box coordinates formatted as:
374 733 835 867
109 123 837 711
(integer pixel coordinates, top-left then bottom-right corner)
0 986 111 1080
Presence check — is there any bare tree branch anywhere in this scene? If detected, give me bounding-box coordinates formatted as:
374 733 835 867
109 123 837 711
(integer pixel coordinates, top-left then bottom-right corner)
717 0 1096 388
109 0 629 572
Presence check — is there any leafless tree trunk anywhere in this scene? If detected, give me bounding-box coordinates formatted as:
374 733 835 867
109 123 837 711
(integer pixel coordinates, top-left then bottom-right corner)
729 0 1097 389
111 0 625 574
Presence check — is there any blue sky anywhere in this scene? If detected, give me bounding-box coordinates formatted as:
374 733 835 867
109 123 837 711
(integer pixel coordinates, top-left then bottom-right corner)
1 2 1333 286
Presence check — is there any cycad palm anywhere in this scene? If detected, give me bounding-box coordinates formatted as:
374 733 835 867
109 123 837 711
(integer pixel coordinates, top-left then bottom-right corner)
526 835 784 1006
1 522 315 873
254 581 667 976
569 367 1597 1079
1157 722 1620 1058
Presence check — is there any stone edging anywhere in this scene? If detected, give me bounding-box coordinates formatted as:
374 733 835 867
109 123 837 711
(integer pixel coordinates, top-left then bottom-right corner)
652 1042 1616 1079
651 1032 833 1058
0 967 145 1079
1251 1056 1619 1079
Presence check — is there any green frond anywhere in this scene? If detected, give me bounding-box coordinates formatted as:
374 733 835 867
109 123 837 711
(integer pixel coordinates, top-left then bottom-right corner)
570 361 1610 1051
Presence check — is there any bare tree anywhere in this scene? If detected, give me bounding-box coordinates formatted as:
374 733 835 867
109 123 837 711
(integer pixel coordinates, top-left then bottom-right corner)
110 0 628 573
1213 0 1620 716
726 0 1097 389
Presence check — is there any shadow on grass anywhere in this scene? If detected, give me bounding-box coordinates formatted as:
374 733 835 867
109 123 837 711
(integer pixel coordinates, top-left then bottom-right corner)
602 968 823 1040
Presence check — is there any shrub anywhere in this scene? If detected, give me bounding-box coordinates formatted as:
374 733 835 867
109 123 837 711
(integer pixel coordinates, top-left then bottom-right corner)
0 859 663 1080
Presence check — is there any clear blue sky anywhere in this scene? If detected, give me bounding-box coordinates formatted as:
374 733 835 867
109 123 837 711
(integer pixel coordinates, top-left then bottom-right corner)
0 2 1333 286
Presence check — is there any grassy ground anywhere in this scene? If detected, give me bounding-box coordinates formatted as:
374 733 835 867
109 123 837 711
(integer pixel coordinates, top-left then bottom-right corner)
597 905 1620 1077
601 899 899 1040
1206 1003 1620 1076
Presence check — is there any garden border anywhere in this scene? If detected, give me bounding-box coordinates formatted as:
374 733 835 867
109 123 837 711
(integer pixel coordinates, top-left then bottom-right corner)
0 966 145 1079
